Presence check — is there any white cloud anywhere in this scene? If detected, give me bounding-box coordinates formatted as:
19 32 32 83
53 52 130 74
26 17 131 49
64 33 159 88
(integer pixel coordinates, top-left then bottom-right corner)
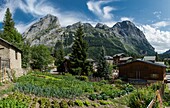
87 0 115 20
120 17 134 22
139 25 170 53
0 0 19 22
152 21 170 29
153 11 161 19
15 21 37 33
0 0 88 33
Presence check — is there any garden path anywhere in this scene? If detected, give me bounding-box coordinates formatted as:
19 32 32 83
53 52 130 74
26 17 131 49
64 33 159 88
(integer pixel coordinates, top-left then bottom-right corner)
0 83 12 98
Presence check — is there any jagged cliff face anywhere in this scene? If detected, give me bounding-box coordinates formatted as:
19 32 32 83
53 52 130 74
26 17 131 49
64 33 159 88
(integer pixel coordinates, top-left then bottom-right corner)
112 21 155 55
23 14 63 46
22 14 155 56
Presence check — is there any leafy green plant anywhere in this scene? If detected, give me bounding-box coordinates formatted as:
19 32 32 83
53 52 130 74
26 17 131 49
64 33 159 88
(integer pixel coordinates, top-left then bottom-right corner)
89 94 97 101
51 100 60 108
60 100 68 108
92 103 100 107
99 100 113 105
84 100 91 106
68 100 75 107
75 99 84 107
76 76 89 81
128 88 155 108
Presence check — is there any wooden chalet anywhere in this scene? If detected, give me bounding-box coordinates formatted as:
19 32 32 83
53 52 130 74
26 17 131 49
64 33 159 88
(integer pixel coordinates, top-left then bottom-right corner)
118 60 166 83
113 53 132 65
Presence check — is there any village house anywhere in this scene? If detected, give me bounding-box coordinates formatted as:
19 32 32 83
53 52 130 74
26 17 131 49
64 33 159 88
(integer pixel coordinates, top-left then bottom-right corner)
143 56 156 63
113 53 132 65
0 38 22 78
105 56 113 65
118 60 166 83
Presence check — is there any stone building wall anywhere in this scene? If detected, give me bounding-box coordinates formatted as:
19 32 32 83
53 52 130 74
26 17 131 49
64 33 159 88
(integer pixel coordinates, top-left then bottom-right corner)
9 48 22 69
0 43 10 59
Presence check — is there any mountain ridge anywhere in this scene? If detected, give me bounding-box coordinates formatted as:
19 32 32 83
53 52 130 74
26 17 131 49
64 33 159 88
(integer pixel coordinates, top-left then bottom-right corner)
22 14 155 58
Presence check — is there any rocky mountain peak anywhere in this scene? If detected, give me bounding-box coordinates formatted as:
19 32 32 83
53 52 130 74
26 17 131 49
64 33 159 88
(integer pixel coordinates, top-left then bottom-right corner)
113 21 135 29
66 22 93 30
112 20 145 38
22 14 62 46
95 23 109 30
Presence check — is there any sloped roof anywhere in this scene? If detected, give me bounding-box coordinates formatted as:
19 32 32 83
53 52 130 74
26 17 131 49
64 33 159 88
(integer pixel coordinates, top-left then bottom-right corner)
0 37 22 52
143 56 156 61
155 62 164 65
119 60 166 68
120 57 133 61
113 53 125 57
105 56 113 60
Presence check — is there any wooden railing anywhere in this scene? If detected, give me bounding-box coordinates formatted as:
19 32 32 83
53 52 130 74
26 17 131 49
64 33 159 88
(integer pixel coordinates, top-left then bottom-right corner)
147 84 164 108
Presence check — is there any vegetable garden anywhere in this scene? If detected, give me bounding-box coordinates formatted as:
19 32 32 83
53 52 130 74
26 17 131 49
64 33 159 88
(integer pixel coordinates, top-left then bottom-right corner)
0 71 168 108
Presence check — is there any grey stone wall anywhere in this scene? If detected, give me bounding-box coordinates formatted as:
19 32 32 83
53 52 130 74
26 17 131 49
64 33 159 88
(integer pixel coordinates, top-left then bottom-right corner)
9 48 22 69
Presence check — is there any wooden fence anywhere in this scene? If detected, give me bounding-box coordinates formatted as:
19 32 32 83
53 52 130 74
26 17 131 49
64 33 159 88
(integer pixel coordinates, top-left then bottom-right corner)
147 83 164 108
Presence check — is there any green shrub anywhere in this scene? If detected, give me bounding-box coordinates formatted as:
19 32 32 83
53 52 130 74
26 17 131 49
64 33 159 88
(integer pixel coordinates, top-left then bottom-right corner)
84 100 91 106
75 99 84 107
60 100 68 108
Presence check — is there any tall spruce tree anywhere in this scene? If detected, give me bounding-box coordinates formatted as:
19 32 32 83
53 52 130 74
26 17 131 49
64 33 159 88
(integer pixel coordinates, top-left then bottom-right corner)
96 46 110 79
70 24 90 75
54 40 65 72
2 8 22 47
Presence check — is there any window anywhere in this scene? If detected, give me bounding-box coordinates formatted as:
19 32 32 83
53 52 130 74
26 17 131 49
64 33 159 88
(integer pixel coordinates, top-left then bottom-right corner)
151 74 159 79
15 51 18 60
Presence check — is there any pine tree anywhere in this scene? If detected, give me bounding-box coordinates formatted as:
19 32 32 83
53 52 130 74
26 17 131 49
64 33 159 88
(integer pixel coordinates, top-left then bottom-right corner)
2 8 22 47
70 24 90 75
54 40 65 72
21 41 31 68
96 46 110 79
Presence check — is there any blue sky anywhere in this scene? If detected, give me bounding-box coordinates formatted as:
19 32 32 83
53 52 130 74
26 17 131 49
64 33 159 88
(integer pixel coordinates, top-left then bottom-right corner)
0 0 170 53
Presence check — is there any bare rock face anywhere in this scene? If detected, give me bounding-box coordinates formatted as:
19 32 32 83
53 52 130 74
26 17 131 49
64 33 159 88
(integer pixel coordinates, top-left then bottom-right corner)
112 21 155 55
22 14 63 46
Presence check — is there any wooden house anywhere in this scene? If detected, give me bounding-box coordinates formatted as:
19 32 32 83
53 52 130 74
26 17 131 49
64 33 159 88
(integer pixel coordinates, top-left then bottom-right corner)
118 60 166 83
143 56 156 63
113 53 125 65
113 53 132 65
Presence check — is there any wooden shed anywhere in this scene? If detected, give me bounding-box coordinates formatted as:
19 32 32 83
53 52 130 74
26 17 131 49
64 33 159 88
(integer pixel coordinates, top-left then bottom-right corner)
118 60 166 82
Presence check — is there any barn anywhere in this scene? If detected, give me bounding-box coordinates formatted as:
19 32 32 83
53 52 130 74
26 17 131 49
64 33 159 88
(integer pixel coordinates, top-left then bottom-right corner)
118 60 166 83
